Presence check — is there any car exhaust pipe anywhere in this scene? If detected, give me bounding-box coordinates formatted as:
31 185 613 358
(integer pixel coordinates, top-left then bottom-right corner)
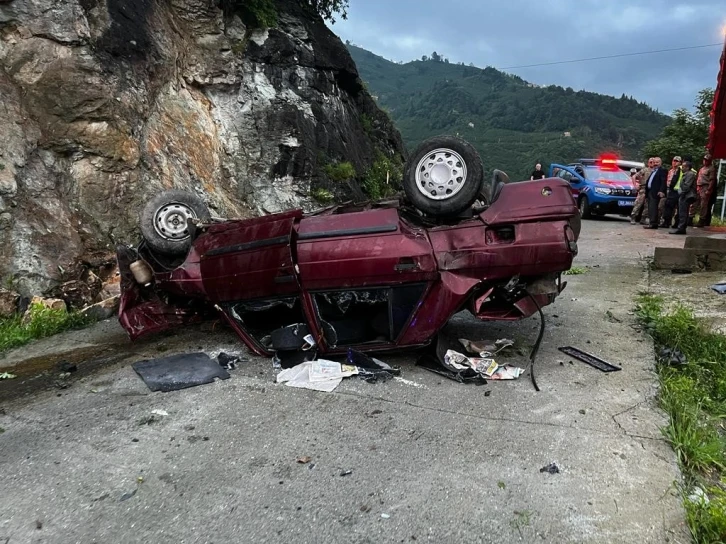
130 259 153 287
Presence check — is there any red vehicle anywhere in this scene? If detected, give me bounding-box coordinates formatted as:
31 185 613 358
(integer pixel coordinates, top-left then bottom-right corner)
117 137 580 356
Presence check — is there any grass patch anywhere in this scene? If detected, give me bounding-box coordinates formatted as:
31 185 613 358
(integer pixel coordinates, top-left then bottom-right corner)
0 303 93 353
311 188 334 204
635 294 726 542
563 266 588 276
323 161 356 182
362 152 403 200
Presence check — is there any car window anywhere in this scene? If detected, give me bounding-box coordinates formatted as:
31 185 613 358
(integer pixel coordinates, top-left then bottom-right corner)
584 167 632 182
228 297 307 349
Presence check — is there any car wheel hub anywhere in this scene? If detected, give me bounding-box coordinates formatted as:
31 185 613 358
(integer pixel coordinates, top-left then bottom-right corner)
415 148 468 201
153 202 197 241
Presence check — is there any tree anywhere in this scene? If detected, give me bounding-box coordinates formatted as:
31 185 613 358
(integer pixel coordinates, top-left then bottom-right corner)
431 51 441 62
642 88 713 165
224 0 349 27
421 55 429 62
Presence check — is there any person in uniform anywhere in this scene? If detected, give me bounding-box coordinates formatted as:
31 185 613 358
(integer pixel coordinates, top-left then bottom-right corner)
670 158 698 235
693 153 716 227
661 156 683 229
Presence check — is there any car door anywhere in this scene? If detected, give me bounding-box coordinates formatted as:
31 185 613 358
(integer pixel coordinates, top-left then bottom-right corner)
550 164 585 200
196 210 303 302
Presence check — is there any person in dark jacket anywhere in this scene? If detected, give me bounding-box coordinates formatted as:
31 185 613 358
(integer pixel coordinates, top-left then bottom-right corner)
670 158 698 235
643 157 668 229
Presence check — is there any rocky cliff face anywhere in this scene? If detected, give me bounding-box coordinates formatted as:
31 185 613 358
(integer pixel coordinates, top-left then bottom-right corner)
0 0 405 297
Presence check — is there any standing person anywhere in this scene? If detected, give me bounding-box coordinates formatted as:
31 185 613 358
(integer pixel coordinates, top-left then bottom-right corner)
694 153 716 227
530 163 546 180
670 158 698 235
643 157 667 229
662 156 683 229
631 158 653 225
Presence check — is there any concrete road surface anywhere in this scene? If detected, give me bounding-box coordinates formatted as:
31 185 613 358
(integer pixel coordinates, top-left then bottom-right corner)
0 217 694 543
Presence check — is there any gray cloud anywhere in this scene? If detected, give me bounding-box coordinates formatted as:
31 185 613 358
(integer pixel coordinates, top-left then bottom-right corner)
330 0 725 114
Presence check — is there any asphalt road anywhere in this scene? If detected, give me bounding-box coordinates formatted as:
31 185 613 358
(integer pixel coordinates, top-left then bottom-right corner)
0 217 693 543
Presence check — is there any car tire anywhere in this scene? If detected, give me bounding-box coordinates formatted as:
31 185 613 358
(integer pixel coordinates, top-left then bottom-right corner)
578 196 592 219
140 189 211 256
402 135 484 216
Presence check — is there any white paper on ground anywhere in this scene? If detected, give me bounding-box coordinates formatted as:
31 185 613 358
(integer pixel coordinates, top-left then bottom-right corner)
276 360 357 392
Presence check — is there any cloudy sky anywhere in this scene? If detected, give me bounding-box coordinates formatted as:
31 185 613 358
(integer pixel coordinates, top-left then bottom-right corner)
329 0 725 114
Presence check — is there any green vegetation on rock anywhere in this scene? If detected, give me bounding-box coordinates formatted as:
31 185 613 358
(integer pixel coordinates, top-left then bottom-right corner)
311 188 335 204
225 0 348 28
362 152 403 200
324 161 356 182
348 45 670 180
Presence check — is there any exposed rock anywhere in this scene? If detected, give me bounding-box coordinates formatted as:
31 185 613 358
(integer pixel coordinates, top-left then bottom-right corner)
0 0 405 296
81 295 120 320
49 279 96 310
29 296 65 311
0 288 20 318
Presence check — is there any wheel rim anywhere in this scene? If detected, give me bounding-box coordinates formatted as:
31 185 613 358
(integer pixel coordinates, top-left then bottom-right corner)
153 202 197 241
415 148 468 201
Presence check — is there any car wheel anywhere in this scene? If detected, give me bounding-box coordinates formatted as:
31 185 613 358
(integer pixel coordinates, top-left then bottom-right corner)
140 189 211 256
578 196 592 219
402 135 483 216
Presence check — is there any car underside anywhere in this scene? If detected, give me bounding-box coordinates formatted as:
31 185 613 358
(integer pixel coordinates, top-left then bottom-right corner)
116 136 581 357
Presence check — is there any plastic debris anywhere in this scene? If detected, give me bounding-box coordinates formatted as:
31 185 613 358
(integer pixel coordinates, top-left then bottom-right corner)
445 349 522 380
658 347 687 367
151 409 169 417
340 470 353 477
459 338 514 356
688 486 710 505
710 283 726 294
347 349 400 383
296 456 312 464
0 372 17 380
217 352 243 370
540 463 560 474
276 360 358 392
381 513 391 519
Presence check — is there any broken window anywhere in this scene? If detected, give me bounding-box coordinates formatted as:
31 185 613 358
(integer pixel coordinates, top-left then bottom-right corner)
313 284 426 345
228 297 306 349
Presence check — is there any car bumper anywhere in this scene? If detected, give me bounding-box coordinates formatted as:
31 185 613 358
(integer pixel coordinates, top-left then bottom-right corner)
589 197 635 214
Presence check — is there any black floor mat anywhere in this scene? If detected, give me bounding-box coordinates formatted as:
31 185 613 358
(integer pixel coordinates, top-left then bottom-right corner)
132 352 230 392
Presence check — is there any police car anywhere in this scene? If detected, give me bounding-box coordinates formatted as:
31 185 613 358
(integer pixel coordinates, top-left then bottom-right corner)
549 155 641 218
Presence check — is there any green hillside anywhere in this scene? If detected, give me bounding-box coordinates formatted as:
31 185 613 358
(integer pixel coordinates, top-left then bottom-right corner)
347 45 670 180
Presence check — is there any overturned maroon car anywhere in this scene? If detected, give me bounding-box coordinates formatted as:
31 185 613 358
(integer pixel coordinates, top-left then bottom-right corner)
117 136 580 357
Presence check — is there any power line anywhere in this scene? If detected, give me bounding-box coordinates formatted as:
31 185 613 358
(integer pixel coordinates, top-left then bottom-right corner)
501 43 723 69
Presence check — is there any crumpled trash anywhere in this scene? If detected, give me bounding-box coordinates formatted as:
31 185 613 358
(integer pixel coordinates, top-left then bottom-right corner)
217 352 243 370
710 283 726 294
348 349 400 383
0 372 17 380
276 360 358 392
459 338 515 356
540 463 560 474
658 347 687 367
445 350 524 380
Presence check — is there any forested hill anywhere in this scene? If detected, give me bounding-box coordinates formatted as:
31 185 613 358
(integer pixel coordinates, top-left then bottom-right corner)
347 45 670 180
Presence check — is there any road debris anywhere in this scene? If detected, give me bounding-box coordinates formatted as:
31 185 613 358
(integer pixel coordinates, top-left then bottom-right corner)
132 352 230 392
393 377 426 388
276 360 358 392
340 470 353 477
297 456 312 464
347 349 400 383
151 409 169 417
0 372 17 380
540 463 560 474
658 347 687 367
710 283 726 294
459 338 514 356
217 352 243 370
558 346 621 372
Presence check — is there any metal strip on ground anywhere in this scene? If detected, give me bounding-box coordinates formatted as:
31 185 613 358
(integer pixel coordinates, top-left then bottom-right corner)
558 346 622 372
